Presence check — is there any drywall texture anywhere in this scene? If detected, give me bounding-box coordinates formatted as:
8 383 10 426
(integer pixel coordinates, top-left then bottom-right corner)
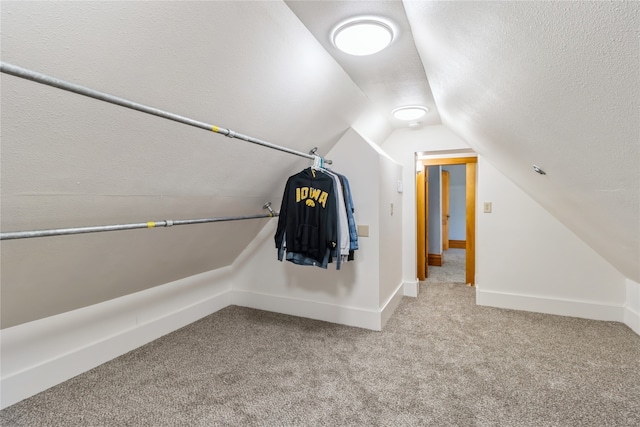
476 157 626 308
232 128 402 324
0 1 375 327
377 154 403 307
406 1 640 282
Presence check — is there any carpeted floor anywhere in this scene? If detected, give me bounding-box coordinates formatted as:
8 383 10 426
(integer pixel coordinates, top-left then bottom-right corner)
2 249 639 426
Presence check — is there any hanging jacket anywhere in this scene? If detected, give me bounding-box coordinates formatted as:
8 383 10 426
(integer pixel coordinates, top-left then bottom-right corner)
331 171 358 251
275 168 338 265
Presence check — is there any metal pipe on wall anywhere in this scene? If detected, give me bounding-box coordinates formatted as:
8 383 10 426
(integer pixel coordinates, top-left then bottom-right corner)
0 62 332 164
0 209 278 241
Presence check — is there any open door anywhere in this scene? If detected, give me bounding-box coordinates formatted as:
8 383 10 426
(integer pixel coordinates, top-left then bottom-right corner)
420 156 477 285
416 168 428 281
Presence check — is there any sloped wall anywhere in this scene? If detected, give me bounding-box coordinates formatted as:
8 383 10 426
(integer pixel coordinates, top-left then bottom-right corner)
0 267 235 409
378 154 404 316
476 157 627 320
0 1 371 328
405 0 640 283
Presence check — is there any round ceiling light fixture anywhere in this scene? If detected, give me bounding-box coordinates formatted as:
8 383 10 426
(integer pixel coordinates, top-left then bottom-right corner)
332 18 394 56
392 106 429 121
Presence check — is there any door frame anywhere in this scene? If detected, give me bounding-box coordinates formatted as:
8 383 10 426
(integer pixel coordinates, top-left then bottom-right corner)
420 156 477 285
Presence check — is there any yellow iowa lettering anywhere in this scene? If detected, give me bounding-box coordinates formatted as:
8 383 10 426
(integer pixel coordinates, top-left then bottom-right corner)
318 192 328 208
309 188 321 200
295 187 328 208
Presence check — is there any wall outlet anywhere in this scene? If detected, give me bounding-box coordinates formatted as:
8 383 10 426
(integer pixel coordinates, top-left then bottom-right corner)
483 202 492 213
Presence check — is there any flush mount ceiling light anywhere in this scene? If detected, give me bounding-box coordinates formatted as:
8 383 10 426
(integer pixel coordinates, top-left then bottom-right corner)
392 106 429 121
332 18 394 56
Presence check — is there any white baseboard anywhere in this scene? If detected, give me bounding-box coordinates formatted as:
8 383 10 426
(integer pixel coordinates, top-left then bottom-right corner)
625 305 640 336
625 279 640 336
403 280 419 298
232 290 383 331
381 282 405 329
0 269 234 410
476 288 625 322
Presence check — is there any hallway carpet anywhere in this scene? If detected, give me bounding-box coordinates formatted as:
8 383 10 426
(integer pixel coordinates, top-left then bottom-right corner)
2 253 639 426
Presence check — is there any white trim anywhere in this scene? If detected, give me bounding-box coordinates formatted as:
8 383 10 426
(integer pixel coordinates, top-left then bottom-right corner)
625 305 640 336
476 288 624 322
381 282 405 328
232 290 382 331
0 269 233 410
403 279 419 298
624 279 640 336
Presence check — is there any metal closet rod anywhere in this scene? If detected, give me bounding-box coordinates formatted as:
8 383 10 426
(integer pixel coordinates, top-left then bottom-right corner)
0 62 332 165
0 203 279 241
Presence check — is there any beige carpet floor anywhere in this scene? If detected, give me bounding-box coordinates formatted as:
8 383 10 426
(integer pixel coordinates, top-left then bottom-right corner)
2 249 639 426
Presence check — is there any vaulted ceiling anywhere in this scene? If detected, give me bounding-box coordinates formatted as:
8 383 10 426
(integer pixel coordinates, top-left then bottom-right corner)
288 0 639 282
1 1 638 326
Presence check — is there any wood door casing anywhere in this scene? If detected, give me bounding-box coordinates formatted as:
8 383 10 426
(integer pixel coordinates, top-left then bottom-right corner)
416 170 427 281
421 157 477 286
465 162 476 285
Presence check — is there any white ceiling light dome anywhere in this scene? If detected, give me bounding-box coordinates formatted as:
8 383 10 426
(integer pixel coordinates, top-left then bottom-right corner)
392 106 429 121
332 18 394 56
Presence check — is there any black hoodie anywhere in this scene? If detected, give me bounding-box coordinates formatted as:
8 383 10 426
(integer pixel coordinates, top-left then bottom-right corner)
275 168 338 264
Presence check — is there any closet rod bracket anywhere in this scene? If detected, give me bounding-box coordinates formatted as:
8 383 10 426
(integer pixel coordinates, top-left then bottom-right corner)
263 202 276 217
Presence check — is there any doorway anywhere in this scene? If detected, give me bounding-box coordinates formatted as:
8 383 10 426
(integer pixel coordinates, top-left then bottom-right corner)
416 156 476 285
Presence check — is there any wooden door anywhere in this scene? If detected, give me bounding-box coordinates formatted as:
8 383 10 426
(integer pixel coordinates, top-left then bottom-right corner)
465 162 476 285
442 170 450 252
416 169 428 280
421 156 477 286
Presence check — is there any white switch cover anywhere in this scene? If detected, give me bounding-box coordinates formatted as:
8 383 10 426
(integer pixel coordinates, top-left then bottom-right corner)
483 202 492 213
397 180 403 193
357 225 369 237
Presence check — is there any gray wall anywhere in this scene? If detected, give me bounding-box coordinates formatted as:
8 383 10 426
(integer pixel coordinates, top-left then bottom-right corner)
442 165 466 241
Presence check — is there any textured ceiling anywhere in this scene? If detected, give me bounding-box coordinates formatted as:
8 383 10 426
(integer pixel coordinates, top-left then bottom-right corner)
1 1 638 327
404 1 639 282
289 0 639 281
0 1 374 326
286 0 441 128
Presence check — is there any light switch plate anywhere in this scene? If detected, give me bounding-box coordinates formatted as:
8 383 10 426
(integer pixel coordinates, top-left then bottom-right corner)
357 225 369 237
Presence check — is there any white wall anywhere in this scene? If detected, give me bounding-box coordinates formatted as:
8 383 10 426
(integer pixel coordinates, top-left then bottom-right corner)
231 128 403 330
1 267 234 409
380 125 472 289
475 157 627 320
378 155 404 315
1 127 407 408
0 1 373 328
380 126 636 332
